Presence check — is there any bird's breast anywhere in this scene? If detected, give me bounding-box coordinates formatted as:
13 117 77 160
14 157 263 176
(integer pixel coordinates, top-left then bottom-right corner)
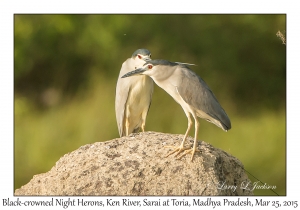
128 76 153 104
154 80 182 104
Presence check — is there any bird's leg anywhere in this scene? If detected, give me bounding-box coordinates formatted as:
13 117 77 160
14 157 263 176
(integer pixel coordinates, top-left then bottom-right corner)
141 117 146 132
125 118 130 136
141 109 148 132
165 113 193 157
141 123 145 132
177 115 200 161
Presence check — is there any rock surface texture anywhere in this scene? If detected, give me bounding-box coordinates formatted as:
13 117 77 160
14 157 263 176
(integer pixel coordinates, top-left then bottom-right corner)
15 132 253 196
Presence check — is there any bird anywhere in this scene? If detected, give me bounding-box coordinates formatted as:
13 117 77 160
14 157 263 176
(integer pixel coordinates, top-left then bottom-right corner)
121 59 231 161
115 49 154 137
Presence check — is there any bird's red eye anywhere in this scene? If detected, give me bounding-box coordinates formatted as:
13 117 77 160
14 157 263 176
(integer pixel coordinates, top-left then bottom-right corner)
148 65 153 69
138 55 142 59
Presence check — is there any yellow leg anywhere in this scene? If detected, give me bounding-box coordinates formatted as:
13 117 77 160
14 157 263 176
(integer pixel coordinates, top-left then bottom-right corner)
141 109 148 133
177 115 200 161
165 112 193 158
141 124 145 132
125 118 129 136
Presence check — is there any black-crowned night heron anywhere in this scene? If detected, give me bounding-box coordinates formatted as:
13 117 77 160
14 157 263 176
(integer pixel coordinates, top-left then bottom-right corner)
121 59 231 161
115 49 154 137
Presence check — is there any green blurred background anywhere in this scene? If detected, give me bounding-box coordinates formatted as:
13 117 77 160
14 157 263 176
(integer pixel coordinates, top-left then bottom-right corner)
14 14 286 195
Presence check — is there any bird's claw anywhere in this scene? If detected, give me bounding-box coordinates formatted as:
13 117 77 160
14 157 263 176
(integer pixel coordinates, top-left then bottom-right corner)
176 148 200 161
165 146 189 157
164 145 190 158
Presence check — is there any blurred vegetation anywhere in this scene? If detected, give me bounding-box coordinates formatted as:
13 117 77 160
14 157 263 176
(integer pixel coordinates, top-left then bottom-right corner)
14 14 286 195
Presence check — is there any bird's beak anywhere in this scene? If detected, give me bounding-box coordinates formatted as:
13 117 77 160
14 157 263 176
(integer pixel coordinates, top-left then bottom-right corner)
143 57 151 62
121 67 146 78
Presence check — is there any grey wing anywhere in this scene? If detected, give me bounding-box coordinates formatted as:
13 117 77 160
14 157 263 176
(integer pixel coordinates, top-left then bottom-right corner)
177 67 231 131
115 76 130 137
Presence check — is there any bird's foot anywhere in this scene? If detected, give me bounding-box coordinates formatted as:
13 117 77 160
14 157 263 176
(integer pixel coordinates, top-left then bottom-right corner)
176 147 200 161
164 145 190 158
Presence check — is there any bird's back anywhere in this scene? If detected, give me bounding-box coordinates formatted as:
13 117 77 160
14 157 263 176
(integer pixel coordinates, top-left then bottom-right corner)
175 65 231 131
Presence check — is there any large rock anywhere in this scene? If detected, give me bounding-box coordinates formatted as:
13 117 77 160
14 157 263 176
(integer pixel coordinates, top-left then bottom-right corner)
15 132 253 196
